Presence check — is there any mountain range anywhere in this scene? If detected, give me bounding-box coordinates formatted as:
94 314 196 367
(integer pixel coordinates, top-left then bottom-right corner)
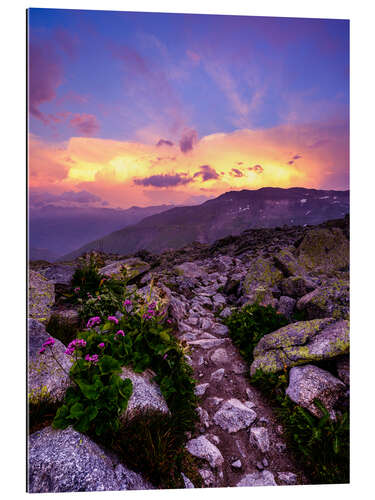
29 204 174 261
59 187 349 261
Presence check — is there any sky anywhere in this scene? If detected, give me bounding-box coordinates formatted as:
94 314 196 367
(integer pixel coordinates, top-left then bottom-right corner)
28 8 349 209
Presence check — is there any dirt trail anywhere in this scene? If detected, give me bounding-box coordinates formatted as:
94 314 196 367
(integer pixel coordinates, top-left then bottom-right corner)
163 258 308 487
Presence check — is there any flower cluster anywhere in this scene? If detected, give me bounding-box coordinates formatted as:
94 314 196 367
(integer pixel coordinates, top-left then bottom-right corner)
85 353 99 364
65 338 87 356
108 315 119 324
73 287 80 293
115 329 125 337
87 316 101 328
39 337 55 354
143 301 157 320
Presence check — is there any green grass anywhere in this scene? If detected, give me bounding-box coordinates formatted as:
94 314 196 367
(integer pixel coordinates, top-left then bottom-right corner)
224 303 289 363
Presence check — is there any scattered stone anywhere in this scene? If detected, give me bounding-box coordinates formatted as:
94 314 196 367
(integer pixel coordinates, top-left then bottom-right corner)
213 399 256 433
237 471 276 487
188 338 228 349
195 383 209 397
175 261 206 279
296 281 349 320
250 427 270 453
280 276 315 298
197 407 210 428
220 307 232 319
120 368 169 419
201 317 213 330
207 397 223 407
278 472 298 485
186 436 224 468
262 458 269 468
210 348 230 364
212 323 229 337
28 426 153 492
29 271 55 322
275 442 286 453
211 368 225 383
243 257 283 294
274 248 306 277
256 461 264 470
286 364 346 418
232 460 242 469
232 360 248 374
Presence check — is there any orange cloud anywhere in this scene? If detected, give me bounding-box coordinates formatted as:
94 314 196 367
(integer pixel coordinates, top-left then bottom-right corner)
28 120 348 207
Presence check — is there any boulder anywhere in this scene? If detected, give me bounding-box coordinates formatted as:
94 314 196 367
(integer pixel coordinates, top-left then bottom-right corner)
213 399 257 433
296 280 349 320
274 248 306 277
296 228 349 273
277 296 296 319
277 472 298 485
243 257 283 295
250 318 349 375
186 435 224 468
29 270 55 322
336 355 350 385
241 287 278 308
28 426 154 492
286 364 347 418
100 258 150 280
120 367 169 419
280 276 316 298
28 319 72 403
237 471 276 487
174 261 206 279
39 264 76 286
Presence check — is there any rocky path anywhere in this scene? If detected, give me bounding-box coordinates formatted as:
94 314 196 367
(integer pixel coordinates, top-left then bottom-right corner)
162 257 308 488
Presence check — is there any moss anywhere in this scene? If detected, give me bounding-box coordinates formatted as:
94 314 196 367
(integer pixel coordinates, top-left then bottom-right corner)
243 257 283 294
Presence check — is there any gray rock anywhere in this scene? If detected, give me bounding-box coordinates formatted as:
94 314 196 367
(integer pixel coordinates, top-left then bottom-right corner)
250 427 270 453
101 258 150 280
213 399 256 433
274 248 306 277
169 295 187 321
201 317 213 330
210 348 230 364
181 473 195 488
278 472 297 485
188 338 228 349
186 435 224 468
211 323 229 336
250 318 349 375
175 261 206 279
195 383 209 396
220 307 232 319
232 459 242 469
29 270 55 322
199 469 216 486
28 319 72 403
277 296 296 319
28 426 154 492
237 471 276 487
336 355 350 385
39 264 75 285
286 364 346 418
262 458 269 467
280 276 315 298
212 293 226 308
197 407 210 428
120 367 169 418
275 442 286 453
54 308 80 328
296 280 349 320
232 360 248 374
211 368 225 383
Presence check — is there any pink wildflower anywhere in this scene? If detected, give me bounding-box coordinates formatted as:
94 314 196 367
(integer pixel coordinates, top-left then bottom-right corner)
116 330 125 337
98 342 105 349
108 316 119 324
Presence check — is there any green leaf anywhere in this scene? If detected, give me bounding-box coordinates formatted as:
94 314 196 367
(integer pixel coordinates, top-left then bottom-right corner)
99 355 122 375
69 402 85 419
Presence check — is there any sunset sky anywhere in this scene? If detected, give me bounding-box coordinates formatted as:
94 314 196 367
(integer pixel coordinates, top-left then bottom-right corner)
28 8 349 209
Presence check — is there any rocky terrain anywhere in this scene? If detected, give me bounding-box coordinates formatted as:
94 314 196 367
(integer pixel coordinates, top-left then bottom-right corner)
28 214 349 492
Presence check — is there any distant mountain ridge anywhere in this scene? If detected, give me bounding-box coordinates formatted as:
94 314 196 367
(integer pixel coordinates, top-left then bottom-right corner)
29 204 175 261
60 187 349 261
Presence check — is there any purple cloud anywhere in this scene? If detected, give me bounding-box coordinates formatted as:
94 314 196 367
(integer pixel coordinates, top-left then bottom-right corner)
156 139 174 147
193 165 220 181
134 173 192 188
287 160 294 165
69 113 100 136
248 164 264 173
293 154 302 160
29 189 103 208
230 168 244 178
179 129 198 153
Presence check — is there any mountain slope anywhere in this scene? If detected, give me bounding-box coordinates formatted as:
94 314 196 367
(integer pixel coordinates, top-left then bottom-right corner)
60 187 349 260
29 204 174 261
